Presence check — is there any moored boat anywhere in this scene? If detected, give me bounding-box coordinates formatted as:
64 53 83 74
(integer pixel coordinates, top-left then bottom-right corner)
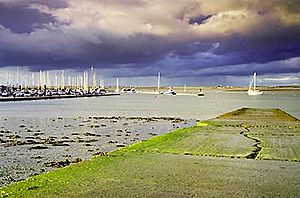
247 72 263 96
164 87 176 95
121 88 136 93
198 89 204 96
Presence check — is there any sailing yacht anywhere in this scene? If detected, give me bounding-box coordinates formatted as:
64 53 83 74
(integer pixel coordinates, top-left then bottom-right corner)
247 72 263 96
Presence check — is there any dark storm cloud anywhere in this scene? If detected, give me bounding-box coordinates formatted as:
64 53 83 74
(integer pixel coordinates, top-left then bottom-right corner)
213 25 300 65
0 0 299 82
182 34 300 69
0 29 175 71
188 15 213 25
0 2 55 33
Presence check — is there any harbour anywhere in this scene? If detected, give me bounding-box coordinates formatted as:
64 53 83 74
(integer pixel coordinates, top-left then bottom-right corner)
0 1 299 197
0 88 299 188
0 92 119 102
1 89 299 119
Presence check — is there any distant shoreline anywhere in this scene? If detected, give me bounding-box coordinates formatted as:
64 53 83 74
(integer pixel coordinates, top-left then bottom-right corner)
133 86 300 93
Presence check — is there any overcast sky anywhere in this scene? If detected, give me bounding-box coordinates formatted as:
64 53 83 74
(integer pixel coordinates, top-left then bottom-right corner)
0 0 299 86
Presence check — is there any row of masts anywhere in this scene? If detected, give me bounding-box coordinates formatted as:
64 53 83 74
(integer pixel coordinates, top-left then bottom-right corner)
4 67 104 90
4 69 189 92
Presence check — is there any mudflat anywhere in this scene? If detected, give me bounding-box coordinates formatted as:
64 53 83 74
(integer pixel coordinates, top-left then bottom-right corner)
1 108 299 197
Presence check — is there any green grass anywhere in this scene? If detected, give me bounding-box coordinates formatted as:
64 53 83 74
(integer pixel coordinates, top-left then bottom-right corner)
1 153 300 198
217 108 299 122
218 107 248 118
117 125 255 158
271 109 299 121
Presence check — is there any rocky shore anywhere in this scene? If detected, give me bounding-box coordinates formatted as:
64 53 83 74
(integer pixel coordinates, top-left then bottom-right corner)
0 116 195 187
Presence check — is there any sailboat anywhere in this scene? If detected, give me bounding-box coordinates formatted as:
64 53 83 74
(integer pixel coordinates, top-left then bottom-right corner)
164 87 176 95
247 72 263 96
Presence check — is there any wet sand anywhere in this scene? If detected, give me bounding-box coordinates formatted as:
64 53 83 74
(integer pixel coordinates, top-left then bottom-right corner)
0 116 195 186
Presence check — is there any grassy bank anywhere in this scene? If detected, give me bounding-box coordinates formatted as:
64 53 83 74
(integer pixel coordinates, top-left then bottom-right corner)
1 108 299 197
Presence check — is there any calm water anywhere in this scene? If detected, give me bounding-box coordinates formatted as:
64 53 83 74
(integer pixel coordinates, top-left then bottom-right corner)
0 90 299 119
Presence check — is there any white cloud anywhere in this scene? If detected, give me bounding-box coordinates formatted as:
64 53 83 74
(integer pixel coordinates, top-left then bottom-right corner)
39 0 297 39
263 76 299 82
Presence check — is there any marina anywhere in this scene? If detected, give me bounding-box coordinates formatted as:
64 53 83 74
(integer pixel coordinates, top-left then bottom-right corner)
1 90 299 119
0 1 299 197
1 89 298 188
0 92 119 102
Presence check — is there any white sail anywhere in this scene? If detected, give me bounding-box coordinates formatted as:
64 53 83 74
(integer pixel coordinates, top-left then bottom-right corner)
247 72 263 96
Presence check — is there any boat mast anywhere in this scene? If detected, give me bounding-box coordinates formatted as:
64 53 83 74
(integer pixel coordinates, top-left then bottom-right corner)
253 72 257 91
6 72 10 86
46 71 50 88
115 78 119 92
16 68 19 87
32 73 35 87
157 72 160 91
83 71 87 91
184 84 186 93
61 70 65 90
55 73 58 89
92 68 97 88
39 70 42 88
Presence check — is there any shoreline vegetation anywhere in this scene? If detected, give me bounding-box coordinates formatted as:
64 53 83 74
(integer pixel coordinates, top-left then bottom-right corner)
1 108 300 197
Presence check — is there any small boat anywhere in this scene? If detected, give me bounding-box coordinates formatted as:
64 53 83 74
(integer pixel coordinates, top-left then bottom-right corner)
164 87 176 95
247 72 263 96
198 89 204 96
1 91 9 97
97 88 107 95
121 88 136 93
127 88 136 93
